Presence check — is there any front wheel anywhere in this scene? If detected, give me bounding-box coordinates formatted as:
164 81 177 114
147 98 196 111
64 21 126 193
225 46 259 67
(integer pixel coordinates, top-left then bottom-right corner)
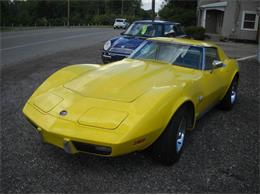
149 106 189 165
219 77 238 110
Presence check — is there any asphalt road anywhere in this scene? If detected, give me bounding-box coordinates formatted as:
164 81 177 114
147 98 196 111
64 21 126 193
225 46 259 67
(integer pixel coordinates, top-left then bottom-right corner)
1 27 120 66
1 28 259 193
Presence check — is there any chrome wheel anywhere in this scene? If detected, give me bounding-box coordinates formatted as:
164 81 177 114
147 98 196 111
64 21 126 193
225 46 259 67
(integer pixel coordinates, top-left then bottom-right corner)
231 81 237 104
176 117 187 153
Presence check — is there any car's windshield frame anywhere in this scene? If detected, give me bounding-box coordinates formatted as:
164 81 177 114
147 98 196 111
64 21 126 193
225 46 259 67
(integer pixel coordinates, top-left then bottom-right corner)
129 40 205 70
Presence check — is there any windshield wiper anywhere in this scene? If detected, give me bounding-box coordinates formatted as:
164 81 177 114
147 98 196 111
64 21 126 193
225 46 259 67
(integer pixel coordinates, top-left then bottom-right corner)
122 33 134 36
122 33 150 38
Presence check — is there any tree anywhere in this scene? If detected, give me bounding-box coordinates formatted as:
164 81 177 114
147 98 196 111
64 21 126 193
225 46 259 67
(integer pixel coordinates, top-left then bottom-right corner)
158 0 197 26
0 0 151 27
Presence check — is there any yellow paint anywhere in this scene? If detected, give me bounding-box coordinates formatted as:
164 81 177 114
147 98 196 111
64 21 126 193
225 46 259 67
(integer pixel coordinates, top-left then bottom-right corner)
23 38 239 156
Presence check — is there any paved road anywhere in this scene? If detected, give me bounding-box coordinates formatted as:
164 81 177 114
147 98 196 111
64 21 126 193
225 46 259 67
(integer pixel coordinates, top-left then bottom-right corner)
1 27 121 66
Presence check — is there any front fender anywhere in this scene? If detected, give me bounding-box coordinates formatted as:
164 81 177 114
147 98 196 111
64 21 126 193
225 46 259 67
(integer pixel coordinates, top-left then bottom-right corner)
29 64 100 100
220 58 239 100
119 85 195 149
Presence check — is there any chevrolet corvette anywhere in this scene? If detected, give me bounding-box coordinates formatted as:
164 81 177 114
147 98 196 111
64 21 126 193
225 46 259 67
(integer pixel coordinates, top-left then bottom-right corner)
23 38 239 165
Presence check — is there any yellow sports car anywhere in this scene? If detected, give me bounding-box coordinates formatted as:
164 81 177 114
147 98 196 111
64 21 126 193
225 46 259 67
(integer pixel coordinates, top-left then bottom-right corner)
23 38 239 165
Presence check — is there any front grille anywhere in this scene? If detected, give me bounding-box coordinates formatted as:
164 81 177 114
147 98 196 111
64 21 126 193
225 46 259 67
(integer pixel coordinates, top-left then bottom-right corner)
109 47 133 55
72 141 112 155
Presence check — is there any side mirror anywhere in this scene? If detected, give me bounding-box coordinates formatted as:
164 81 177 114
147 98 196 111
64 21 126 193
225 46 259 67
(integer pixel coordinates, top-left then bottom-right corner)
212 60 224 68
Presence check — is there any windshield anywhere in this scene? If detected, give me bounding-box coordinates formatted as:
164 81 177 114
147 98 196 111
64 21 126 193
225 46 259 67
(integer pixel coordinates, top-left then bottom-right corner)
124 23 163 37
116 19 124 23
129 41 203 69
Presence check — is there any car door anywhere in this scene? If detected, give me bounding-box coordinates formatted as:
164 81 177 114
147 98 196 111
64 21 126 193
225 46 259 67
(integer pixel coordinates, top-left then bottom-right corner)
196 47 226 115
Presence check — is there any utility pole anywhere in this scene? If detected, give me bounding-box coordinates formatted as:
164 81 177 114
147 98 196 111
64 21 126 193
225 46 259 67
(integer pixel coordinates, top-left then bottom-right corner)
121 0 124 16
257 7 260 63
152 0 155 20
67 0 70 27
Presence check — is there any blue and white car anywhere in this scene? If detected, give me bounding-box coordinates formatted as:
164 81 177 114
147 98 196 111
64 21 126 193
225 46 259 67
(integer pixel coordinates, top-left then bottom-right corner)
102 20 187 63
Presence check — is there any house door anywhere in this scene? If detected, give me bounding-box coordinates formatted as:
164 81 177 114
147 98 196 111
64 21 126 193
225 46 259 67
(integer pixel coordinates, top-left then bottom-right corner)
205 10 224 34
216 11 224 34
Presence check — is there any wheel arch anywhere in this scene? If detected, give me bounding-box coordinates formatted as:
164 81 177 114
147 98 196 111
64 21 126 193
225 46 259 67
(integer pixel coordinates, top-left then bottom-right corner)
181 100 196 129
234 72 239 81
220 71 239 101
168 98 196 130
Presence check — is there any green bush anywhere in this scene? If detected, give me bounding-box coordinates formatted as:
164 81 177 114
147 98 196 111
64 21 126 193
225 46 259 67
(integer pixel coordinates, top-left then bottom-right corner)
92 14 117 25
90 15 142 26
184 26 206 40
125 15 146 24
35 17 48 26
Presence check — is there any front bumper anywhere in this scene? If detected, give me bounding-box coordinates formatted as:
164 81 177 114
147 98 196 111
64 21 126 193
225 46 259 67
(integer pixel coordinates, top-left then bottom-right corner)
23 103 153 156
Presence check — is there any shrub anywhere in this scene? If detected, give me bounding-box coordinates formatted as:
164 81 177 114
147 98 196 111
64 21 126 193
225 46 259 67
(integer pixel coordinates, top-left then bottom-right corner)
35 17 48 26
184 26 206 40
123 16 142 24
92 14 116 25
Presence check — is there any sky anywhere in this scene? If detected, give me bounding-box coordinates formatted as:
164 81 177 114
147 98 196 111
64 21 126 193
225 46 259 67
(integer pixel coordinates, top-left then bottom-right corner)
141 0 165 12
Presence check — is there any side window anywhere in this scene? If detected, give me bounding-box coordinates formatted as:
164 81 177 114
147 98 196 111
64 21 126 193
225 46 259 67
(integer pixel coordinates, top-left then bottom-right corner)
205 48 220 70
164 24 175 36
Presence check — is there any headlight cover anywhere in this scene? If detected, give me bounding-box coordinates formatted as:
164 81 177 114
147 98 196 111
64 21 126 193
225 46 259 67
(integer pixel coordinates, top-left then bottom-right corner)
78 107 128 130
104 40 111 50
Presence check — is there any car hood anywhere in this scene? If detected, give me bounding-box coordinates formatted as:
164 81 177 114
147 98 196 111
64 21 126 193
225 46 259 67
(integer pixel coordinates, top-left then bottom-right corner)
63 59 195 103
111 36 146 50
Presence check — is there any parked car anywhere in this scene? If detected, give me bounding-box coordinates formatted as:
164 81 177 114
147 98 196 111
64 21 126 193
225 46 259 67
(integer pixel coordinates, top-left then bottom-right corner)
102 20 187 63
113 18 128 29
23 37 239 165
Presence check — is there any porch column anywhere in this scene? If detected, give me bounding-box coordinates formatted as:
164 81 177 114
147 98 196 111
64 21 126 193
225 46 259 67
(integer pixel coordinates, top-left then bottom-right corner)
201 9 207 28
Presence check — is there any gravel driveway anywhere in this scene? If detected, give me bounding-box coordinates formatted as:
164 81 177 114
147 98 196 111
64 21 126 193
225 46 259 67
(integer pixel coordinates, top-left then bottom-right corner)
1 41 259 193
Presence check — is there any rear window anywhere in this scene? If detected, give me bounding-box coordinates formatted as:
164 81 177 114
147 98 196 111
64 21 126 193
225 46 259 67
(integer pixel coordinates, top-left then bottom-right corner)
116 19 124 22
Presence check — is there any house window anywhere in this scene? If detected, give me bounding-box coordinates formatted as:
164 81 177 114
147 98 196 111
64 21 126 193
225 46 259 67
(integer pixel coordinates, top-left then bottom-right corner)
241 11 259 31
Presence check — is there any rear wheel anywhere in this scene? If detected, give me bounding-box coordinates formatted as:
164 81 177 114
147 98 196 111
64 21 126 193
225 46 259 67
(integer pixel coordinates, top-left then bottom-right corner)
219 77 238 110
150 106 189 165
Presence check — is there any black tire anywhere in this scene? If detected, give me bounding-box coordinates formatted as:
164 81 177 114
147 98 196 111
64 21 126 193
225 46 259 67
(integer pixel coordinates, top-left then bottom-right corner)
149 105 189 165
219 77 238 110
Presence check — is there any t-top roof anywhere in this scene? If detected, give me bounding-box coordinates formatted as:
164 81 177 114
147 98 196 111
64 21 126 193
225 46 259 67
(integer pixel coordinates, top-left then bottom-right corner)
148 37 218 48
